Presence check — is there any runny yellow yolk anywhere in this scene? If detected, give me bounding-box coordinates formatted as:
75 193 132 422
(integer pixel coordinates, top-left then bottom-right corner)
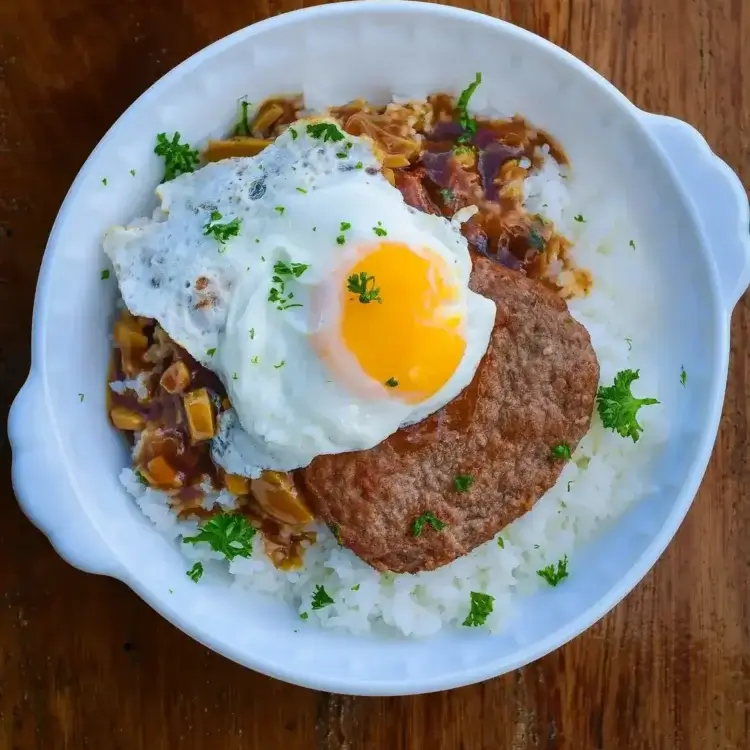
341 241 466 403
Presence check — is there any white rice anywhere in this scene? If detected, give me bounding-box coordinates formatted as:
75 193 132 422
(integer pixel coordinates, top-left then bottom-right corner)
118 153 666 636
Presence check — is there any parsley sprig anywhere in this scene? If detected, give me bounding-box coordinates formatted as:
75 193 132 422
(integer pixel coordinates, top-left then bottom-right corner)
537 555 569 587
306 122 345 143
154 132 199 182
463 591 494 627
234 98 251 136
412 512 447 537
183 513 256 561
455 72 482 144
347 272 382 304
268 261 309 310
203 210 242 247
311 584 334 610
596 369 659 442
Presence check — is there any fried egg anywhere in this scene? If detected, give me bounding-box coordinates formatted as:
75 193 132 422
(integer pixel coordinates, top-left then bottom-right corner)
105 122 496 475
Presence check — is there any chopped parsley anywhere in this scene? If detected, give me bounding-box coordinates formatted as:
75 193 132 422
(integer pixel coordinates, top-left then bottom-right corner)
373 221 387 237
274 261 309 278
336 151 348 159
299 611 309 620
340 221 352 231
232 372 238 380
274 206 285 215
529 228 545 250
629 239 636 250
537 555 569 587
596 369 659 442
574 214 586 223
454 474 474 493
347 271 382 304
550 443 571 460
455 72 482 143
355 161 363 169
440 187 455 202
412 512 447 537
269 261 309 310
462 591 494 627
306 122 345 143
251 355 259 364
78 393 84 402
289 127 298 140
186 561 204 582
101 177 108 186
351 584 360 591
154 132 199 182
296 187 308 194
203 210 242 246
130 169 136 177
680 366 687 386
101 269 110 280
249 328 255 339
385 377 399 388
206 347 216 357
274 360 285 369
336 235 346 245
311 584 334 610
183 513 256 561
234 98 252 136
497 536 505 549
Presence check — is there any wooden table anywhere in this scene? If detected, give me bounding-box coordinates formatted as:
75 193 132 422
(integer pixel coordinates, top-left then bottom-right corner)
1 1 748 748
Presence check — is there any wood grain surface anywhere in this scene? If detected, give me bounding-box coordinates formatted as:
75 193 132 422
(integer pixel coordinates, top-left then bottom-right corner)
1 1 748 748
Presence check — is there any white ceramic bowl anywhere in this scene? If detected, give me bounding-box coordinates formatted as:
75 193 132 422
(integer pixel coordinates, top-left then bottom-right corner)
9 1 750 696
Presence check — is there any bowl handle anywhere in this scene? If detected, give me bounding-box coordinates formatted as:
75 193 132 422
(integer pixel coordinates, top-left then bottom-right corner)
8 374 123 577
639 112 750 312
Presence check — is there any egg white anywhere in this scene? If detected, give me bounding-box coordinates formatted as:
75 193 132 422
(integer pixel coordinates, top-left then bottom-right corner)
105 123 496 476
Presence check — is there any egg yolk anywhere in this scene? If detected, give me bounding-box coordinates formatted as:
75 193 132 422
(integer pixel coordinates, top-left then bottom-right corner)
341 241 466 403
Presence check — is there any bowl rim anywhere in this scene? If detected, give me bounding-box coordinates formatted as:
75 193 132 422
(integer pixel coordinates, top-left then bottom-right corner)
20 0 730 695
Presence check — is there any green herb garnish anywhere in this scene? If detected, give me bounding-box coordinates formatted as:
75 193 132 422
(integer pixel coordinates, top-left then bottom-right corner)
274 206 285 215
462 591 494 627
299 611 309 620
311 584 334 610
412 512 447 537
203 210 242 246
234 98 251 136
306 122 345 142
680 366 687 386
101 269 110 280
289 127 298 140
249 328 255 339
186 561 204 582
183 513 256 561
129 169 136 177
78 393 84 402
351 584 360 591
251 355 259 364
454 474 474 493
336 235 346 245
550 443 571 460
340 221 352 231
206 347 216 357
574 214 586 223
347 272 382 304
296 187 308 194
529 228 545 251
596 369 659 442
455 72 482 143
274 360 285 369
625 337 633 351
373 223 387 237
269 262 309 310
537 555 569 587
385 377 398 388
154 132 199 182
355 161 363 169
101 178 108 186
629 239 636 250
497 536 505 549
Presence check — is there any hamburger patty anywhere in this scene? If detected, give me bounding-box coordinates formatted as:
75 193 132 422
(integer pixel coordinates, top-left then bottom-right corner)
295 257 599 573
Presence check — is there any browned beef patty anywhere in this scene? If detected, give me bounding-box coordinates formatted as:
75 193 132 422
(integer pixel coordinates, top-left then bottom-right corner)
295 258 599 573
